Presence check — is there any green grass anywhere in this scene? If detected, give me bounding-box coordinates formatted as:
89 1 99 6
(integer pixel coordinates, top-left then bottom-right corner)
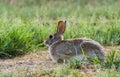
0 0 120 57
0 1 120 76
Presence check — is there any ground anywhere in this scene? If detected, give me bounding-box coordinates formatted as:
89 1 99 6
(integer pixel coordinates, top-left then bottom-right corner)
0 46 119 76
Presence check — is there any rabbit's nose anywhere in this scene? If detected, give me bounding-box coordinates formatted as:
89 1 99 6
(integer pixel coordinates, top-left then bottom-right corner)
44 40 50 47
44 40 48 44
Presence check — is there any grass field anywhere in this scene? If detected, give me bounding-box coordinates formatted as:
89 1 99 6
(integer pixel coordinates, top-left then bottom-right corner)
0 0 120 77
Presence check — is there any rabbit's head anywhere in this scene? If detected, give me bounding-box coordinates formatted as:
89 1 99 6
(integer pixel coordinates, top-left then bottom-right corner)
44 21 66 46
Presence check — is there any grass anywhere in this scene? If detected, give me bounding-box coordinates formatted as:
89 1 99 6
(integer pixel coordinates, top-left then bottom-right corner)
0 0 120 76
1 50 120 77
0 0 120 57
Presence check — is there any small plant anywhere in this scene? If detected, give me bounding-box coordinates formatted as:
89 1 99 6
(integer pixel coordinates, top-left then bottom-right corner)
68 55 89 69
102 50 120 70
91 55 101 64
52 64 81 77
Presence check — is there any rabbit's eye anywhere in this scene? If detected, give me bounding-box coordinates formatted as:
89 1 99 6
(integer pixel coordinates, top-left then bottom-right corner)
49 35 53 39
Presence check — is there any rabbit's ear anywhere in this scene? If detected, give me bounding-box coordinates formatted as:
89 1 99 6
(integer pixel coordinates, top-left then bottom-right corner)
57 21 66 35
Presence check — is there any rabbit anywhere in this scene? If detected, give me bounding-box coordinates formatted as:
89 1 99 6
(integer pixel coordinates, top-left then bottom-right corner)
44 21 105 63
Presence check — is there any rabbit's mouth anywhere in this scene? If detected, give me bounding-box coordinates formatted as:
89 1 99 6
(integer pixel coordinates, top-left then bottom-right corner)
45 44 49 47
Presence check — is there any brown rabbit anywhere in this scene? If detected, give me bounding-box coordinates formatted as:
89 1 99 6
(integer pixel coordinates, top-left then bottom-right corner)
44 21 105 63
